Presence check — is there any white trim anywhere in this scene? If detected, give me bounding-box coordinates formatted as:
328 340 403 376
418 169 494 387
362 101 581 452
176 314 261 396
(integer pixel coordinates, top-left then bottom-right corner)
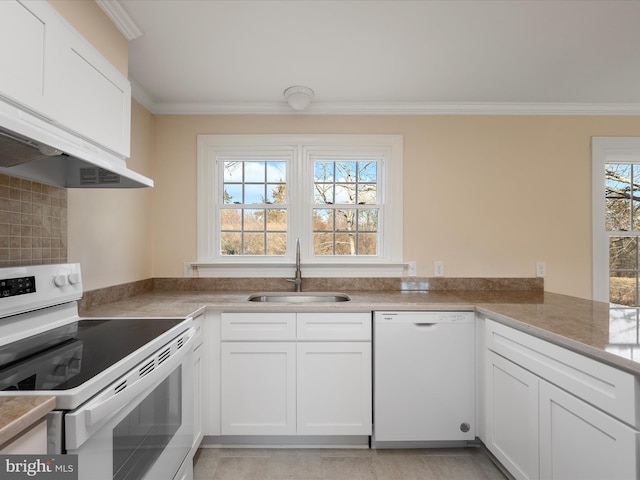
189 263 406 278
95 0 143 40
129 90 640 116
197 134 403 276
592 137 640 302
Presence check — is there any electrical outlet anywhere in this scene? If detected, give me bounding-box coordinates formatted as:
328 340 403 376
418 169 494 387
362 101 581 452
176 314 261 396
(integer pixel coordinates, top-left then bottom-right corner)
184 262 193 277
434 260 445 277
536 260 546 277
407 261 417 277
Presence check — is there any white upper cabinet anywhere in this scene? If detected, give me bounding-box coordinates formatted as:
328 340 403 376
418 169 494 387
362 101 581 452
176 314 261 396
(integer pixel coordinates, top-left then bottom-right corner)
46 16 131 157
0 1 52 114
0 1 131 157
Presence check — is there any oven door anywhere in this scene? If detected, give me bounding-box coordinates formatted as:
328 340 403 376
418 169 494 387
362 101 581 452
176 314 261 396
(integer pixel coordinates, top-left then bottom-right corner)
65 327 195 480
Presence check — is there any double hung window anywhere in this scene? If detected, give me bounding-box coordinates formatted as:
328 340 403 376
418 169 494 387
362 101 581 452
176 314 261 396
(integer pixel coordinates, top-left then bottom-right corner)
197 135 403 276
592 137 640 360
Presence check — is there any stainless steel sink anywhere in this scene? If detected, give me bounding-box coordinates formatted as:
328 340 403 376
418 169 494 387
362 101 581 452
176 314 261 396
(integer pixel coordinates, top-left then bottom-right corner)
247 292 351 303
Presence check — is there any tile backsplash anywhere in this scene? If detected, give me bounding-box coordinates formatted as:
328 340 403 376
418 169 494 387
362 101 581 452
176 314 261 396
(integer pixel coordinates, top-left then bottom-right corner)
0 174 67 267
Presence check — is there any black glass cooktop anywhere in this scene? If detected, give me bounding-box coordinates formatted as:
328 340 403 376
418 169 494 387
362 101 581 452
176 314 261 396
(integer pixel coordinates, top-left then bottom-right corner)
0 318 183 392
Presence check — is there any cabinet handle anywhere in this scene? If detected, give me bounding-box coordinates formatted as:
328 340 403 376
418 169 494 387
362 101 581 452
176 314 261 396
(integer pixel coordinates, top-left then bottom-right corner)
413 322 437 327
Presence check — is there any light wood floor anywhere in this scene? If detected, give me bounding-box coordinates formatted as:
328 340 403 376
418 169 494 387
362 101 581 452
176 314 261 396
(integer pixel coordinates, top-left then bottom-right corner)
193 447 508 480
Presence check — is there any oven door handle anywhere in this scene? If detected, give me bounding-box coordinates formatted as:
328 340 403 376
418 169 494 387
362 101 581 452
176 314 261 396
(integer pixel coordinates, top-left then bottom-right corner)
82 327 196 428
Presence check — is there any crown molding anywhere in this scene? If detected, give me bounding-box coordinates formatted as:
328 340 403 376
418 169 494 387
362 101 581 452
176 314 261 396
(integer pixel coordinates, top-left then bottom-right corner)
129 81 640 116
95 0 142 40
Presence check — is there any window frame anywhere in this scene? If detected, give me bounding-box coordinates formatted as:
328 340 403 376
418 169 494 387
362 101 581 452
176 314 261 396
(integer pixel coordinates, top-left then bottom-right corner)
592 137 640 302
197 134 403 277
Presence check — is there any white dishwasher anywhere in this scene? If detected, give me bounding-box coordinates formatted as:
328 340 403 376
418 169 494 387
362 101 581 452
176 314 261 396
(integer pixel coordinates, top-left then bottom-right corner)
374 311 475 444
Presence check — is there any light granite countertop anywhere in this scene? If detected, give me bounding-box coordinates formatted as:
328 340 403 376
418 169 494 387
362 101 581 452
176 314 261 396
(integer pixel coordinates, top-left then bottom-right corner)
79 289 640 376
0 396 55 448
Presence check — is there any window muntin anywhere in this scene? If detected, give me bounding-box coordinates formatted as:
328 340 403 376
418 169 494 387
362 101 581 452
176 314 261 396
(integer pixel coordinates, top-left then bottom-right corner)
197 134 402 269
220 158 288 256
312 158 379 256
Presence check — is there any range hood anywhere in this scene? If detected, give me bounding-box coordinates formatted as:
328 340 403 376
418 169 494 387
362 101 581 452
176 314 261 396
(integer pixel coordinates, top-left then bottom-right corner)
0 98 153 188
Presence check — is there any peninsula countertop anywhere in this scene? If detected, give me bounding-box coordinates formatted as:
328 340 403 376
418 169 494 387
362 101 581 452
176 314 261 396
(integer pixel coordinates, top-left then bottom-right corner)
78 289 639 376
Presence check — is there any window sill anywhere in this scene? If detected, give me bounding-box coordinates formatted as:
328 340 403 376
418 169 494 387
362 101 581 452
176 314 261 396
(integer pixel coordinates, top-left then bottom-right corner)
188 262 407 278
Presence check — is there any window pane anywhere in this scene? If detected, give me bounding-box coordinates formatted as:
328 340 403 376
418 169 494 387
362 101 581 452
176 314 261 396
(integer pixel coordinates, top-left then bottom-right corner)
223 184 242 204
610 237 637 271
357 184 377 204
313 232 333 255
243 209 264 231
266 209 287 231
266 233 287 255
244 184 265 204
266 184 286 204
610 273 636 306
606 164 632 231
223 161 242 182
358 209 378 231
335 233 356 255
243 233 264 255
358 232 378 255
358 161 377 182
221 232 241 255
313 209 334 231
314 185 334 204
335 185 355 204
634 164 640 231
610 236 639 306
244 162 265 182
335 209 356 231
336 161 357 182
221 209 241 230
314 162 334 182
266 161 286 182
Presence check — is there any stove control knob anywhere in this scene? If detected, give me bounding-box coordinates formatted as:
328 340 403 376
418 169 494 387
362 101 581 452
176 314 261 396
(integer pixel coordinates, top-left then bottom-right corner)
54 275 68 287
68 273 81 285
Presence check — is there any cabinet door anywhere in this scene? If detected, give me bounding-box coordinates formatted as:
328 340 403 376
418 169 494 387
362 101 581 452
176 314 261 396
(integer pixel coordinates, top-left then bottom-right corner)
221 342 296 435
0 1 53 115
46 17 131 156
486 351 539 480
297 342 372 435
539 380 639 480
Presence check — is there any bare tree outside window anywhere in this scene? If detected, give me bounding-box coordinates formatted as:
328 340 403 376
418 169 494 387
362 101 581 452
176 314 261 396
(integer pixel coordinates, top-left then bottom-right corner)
221 160 287 255
606 163 640 306
312 160 379 256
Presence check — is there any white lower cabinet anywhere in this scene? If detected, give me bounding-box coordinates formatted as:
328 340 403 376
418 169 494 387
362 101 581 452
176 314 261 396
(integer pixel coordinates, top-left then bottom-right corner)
220 312 372 437
221 342 296 435
297 342 371 435
482 317 640 480
486 351 539 480
539 379 639 480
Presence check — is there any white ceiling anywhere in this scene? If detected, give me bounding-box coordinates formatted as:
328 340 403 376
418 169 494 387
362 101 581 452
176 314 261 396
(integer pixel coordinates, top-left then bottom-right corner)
104 0 640 115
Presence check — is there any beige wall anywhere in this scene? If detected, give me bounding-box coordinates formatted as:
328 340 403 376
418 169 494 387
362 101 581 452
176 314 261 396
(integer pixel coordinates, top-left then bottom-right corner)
51 0 154 291
45 0 640 300
152 115 640 300
68 101 154 291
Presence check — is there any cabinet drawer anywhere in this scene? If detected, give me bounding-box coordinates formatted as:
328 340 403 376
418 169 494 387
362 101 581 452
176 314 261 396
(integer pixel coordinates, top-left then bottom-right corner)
221 312 296 341
297 313 371 341
486 319 640 428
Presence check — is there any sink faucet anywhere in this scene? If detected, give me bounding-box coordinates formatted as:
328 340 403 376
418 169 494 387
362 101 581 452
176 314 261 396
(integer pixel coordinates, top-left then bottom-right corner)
287 238 302 292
